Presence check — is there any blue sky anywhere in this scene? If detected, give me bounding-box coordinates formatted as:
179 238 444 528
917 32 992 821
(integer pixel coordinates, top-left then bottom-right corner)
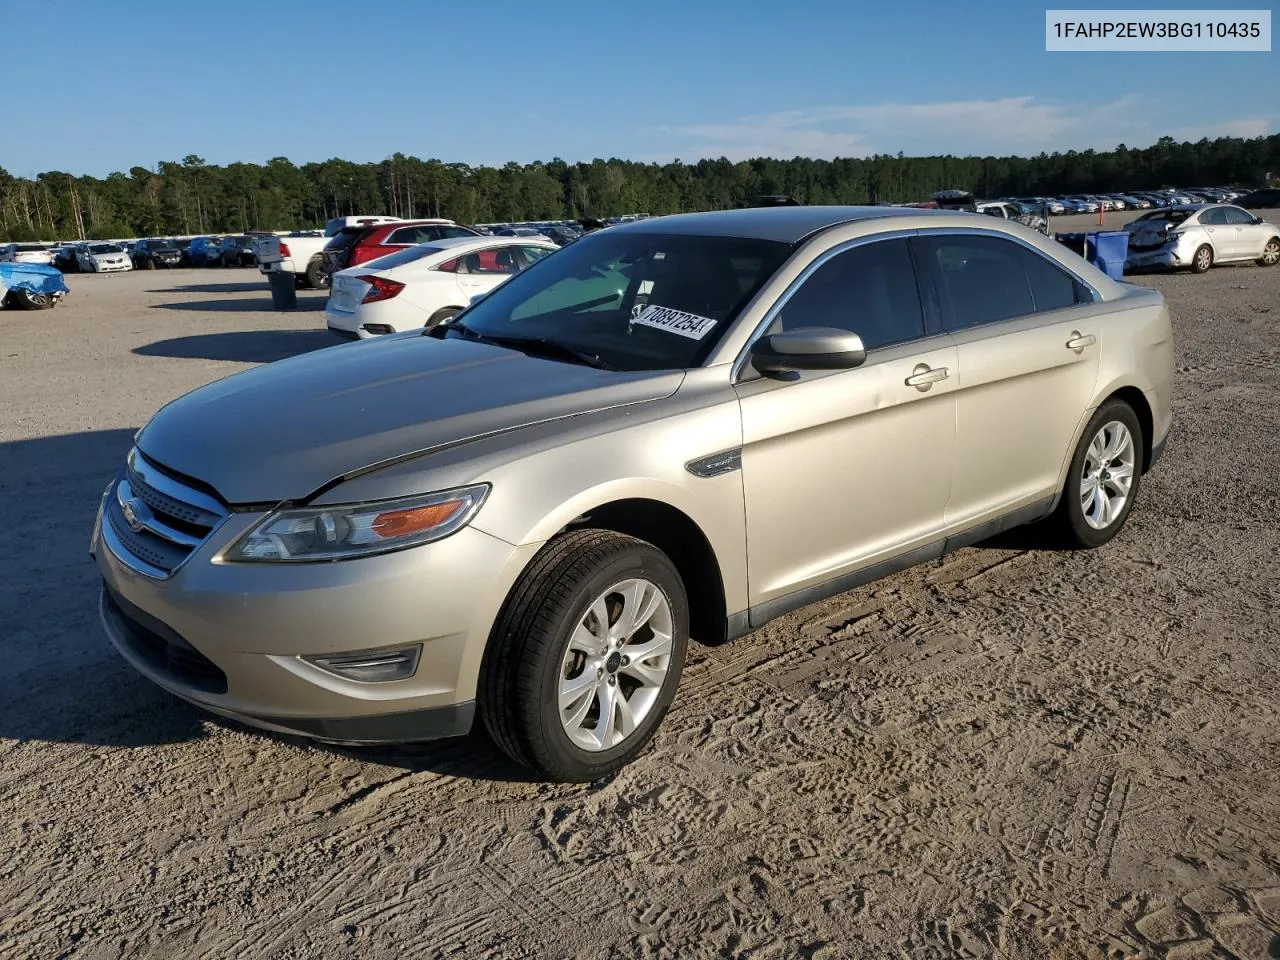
4 0 1276 177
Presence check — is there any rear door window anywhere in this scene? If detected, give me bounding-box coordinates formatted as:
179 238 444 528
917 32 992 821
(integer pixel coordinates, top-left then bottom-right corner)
915 235 1035 331
1220 206 1256 225
775 238 926 350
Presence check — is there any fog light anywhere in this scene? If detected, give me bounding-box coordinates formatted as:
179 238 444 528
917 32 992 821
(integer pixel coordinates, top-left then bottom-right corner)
305 645 421 682
362 323 394 336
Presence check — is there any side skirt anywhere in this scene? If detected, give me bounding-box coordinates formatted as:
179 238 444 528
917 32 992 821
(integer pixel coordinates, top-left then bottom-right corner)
726 496 1055 640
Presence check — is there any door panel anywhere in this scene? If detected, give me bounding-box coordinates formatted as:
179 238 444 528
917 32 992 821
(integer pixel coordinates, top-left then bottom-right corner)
737 339 957 606
946 313 1099 525
911 232 1100 528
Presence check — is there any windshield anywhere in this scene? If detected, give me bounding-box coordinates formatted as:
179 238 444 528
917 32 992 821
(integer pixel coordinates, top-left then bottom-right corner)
365 244 445 270
88 243 121 254
152 241 178 250
15 244 47 252
447 231 791 372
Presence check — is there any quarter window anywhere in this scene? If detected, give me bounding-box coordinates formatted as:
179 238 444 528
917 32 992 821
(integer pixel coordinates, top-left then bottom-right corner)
1018 246 1084 312
518 245 555 266
775 238 925 350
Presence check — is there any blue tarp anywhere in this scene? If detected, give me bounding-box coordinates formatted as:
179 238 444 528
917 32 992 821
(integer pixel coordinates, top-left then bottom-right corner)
0 261 70 300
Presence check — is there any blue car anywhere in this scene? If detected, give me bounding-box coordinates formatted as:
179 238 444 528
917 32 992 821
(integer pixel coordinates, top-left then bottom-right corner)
186 236 223 267
0 261 70 310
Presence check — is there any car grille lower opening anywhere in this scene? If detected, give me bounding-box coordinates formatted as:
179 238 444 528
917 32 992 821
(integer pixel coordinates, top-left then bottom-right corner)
103 588 228 695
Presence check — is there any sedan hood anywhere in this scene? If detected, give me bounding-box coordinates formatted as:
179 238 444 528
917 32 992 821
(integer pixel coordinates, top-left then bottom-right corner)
137 334 683 504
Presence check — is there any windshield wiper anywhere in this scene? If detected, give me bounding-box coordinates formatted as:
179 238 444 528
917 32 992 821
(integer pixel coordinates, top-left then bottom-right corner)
437 321 614 370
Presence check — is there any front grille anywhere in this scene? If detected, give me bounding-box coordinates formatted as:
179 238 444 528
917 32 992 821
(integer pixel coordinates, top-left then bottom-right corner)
102 450 228 577
103 587 227 694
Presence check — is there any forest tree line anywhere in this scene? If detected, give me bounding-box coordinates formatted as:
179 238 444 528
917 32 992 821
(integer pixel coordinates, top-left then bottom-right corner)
2 133 1277 242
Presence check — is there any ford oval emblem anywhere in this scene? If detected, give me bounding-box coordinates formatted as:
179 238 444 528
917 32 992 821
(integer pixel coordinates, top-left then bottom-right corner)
122 497 145 532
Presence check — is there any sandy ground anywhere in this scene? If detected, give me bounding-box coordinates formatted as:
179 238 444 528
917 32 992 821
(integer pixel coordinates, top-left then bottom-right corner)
1 255 1278 960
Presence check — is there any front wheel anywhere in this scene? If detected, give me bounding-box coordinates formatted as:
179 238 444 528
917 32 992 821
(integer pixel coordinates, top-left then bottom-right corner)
1258 238 1280 267
1049 400 1144 549
10 289 54 310
480 530 689 782
1191 244 1213 274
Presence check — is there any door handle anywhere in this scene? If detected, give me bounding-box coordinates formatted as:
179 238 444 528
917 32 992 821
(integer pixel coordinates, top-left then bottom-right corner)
1066 332 1096 352
905 364 949 391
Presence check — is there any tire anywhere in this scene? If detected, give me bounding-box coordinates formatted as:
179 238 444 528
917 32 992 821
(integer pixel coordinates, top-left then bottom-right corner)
11 289 54 310
1048 400 1144 549
305 257 327 290
1191 244 1213 274
1258 238 1280 267
480 530 689 782
147 258 156 270
426 306 461 329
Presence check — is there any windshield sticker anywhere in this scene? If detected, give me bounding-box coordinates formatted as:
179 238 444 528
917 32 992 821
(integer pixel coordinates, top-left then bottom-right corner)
631 305 718 340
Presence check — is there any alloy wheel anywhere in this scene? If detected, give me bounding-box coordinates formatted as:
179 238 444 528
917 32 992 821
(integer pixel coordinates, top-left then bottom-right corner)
1263 241 1280 265
558 578 673 752
1080 421 1136 530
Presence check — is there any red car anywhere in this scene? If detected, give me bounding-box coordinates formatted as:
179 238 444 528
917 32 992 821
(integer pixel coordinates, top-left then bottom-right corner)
321 219 482 276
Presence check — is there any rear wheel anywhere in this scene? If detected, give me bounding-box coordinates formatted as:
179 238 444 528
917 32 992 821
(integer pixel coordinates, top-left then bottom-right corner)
480 530 689 782
1259 238 1280 267
1048 400 1144 549
305 257 327 290
1191 244 1213 274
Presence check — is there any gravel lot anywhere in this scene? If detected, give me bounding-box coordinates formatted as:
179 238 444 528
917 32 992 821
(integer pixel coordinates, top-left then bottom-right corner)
2 256 1278 960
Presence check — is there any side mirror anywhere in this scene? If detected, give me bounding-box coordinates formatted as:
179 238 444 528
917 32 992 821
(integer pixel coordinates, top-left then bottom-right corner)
750 327 867 375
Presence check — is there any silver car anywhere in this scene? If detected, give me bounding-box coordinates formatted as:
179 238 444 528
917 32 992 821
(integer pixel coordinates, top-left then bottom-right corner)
92 207 1174 781
1125 204 1280 273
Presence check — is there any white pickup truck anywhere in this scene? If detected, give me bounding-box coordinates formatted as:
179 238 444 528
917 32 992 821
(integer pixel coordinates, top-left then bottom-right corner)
255 217 403 289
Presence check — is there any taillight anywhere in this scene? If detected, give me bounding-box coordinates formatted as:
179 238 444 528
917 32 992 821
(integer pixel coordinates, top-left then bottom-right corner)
279 242 291 257
359 275 404 304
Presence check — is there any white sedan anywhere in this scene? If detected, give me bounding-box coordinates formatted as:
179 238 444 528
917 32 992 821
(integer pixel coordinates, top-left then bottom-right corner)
75 242 133 273
1 243 55 266
325 235 558 339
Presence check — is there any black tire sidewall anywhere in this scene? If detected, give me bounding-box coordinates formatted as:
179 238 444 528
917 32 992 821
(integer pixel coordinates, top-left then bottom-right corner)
523 545 689 780
1061 401 1144 548
305 259 325 289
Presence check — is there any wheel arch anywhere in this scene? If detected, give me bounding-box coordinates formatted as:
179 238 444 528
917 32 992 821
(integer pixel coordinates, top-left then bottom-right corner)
560 498 729 647
1103 386 1155 473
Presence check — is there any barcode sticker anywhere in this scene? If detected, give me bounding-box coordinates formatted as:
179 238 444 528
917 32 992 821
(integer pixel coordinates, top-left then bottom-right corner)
630 305 718 340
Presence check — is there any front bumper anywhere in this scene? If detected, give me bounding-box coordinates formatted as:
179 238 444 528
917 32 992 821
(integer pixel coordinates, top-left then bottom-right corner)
92 488 534 744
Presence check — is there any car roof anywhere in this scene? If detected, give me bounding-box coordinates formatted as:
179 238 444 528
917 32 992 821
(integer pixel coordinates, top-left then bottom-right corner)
424 234 556 251
609 205 937 243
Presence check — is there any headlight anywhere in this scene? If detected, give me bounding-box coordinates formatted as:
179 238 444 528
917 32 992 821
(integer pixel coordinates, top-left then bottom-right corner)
226 484 490 562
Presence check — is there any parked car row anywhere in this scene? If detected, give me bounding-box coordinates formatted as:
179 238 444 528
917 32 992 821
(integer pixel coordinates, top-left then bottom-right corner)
978 186 1252 217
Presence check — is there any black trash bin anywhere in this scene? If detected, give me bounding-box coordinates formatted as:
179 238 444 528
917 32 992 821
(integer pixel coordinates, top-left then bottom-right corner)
267 269 297 310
